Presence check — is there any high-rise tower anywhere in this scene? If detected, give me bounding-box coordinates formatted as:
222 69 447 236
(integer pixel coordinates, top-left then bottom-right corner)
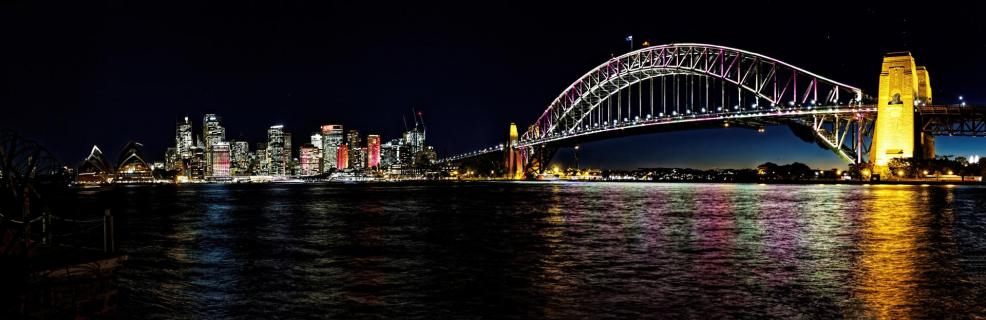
202 114 225 176
320 124 343 172
267 125 286 176
367 134 381 168
176 116 193 161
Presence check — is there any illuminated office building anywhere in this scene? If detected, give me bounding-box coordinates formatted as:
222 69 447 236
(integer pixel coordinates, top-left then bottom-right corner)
347 129 361 169
310 132 322 150
320 124 343 172
299 144 321 176
189 144 206 180
289 158 300 176
367 134 381 168
404 113 426 155
164 147 179 171
380 140 399 167
396 113 427 167
284 132 292 173
230 140 250 175
267 125 286 176
351 147 367 170
210 142 231 178
255 142 268 175
347 129 360 148
336 143 349 170
176 116 193 160
202 114 225 176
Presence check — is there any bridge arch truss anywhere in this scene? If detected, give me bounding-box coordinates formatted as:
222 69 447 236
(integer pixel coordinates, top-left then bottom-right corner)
523 44 864 142
439 44 879 172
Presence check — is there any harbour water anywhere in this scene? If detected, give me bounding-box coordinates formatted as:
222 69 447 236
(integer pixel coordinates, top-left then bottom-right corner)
75 182 986 318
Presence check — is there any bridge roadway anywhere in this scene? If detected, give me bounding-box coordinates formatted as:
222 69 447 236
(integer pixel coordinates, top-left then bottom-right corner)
439 103 986 164
439 104 877 163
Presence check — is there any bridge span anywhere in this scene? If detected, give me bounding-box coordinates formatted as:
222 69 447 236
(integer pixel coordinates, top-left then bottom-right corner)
440 43 986 179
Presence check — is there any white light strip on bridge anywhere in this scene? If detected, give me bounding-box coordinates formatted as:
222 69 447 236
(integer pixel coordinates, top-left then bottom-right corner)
519 107 876 147
439 107 877 163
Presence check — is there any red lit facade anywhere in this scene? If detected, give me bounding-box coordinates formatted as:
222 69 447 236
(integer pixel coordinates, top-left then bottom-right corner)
367 134 380 168
299 144 321 176
336 143 349 170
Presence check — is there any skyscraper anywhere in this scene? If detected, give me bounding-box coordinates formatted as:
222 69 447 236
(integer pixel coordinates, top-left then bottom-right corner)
299 144 321 176
336 143 349 170
267 125 286 176
310 132 322 150
352 147 367 170
346 129 360 149
320 124 343 172
255 142 269 175
189 143 206 180
283 132 292 173
400 112 427 167
347 129 361 169
202 114 225 176
176 116 193 160
210 142 231 178
380 140 398 168
367 134 381 168
230 140 250 175
165 147 179 171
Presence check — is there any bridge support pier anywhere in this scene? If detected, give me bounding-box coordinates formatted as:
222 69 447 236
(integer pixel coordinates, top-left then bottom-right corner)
524 144 558 178
870 52 934 176
505 123 524 180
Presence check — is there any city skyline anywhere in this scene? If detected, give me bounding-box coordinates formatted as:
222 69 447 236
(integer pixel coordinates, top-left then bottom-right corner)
3 1 986 170
4 3 986 318
108 109 432 182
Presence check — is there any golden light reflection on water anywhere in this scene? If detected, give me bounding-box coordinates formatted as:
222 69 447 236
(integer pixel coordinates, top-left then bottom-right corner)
855 185 923 319
536 185 575 319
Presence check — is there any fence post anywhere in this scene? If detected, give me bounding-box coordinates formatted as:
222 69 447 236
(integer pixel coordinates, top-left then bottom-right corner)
42 210 48 245
103 209 114 253
109 210 115 253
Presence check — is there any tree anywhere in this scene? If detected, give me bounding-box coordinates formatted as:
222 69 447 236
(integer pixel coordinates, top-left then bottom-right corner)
757 162 778 175
784 162 813 179
956 156 969 166
888 158 911 178
848 162 874 180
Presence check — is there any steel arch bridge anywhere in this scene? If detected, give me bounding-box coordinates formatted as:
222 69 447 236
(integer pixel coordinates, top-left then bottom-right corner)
441 43 880 174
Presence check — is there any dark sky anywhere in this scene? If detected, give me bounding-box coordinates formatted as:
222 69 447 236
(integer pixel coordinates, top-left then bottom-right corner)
2 0 985 169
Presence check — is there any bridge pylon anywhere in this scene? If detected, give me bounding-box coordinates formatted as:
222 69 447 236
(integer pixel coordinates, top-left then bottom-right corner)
870 52 934 175
505 123 524 179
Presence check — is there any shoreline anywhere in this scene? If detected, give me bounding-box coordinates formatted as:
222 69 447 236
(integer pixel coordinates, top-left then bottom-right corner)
76 179 986 187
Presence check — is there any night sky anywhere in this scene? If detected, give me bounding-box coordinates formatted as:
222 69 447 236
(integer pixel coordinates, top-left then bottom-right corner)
2 1 985 170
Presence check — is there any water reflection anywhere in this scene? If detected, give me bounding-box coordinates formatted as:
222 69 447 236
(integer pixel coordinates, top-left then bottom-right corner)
77 183 986 318
855 186 922 318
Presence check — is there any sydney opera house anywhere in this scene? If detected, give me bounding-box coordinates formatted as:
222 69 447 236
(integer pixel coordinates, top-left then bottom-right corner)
75 141 155 184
